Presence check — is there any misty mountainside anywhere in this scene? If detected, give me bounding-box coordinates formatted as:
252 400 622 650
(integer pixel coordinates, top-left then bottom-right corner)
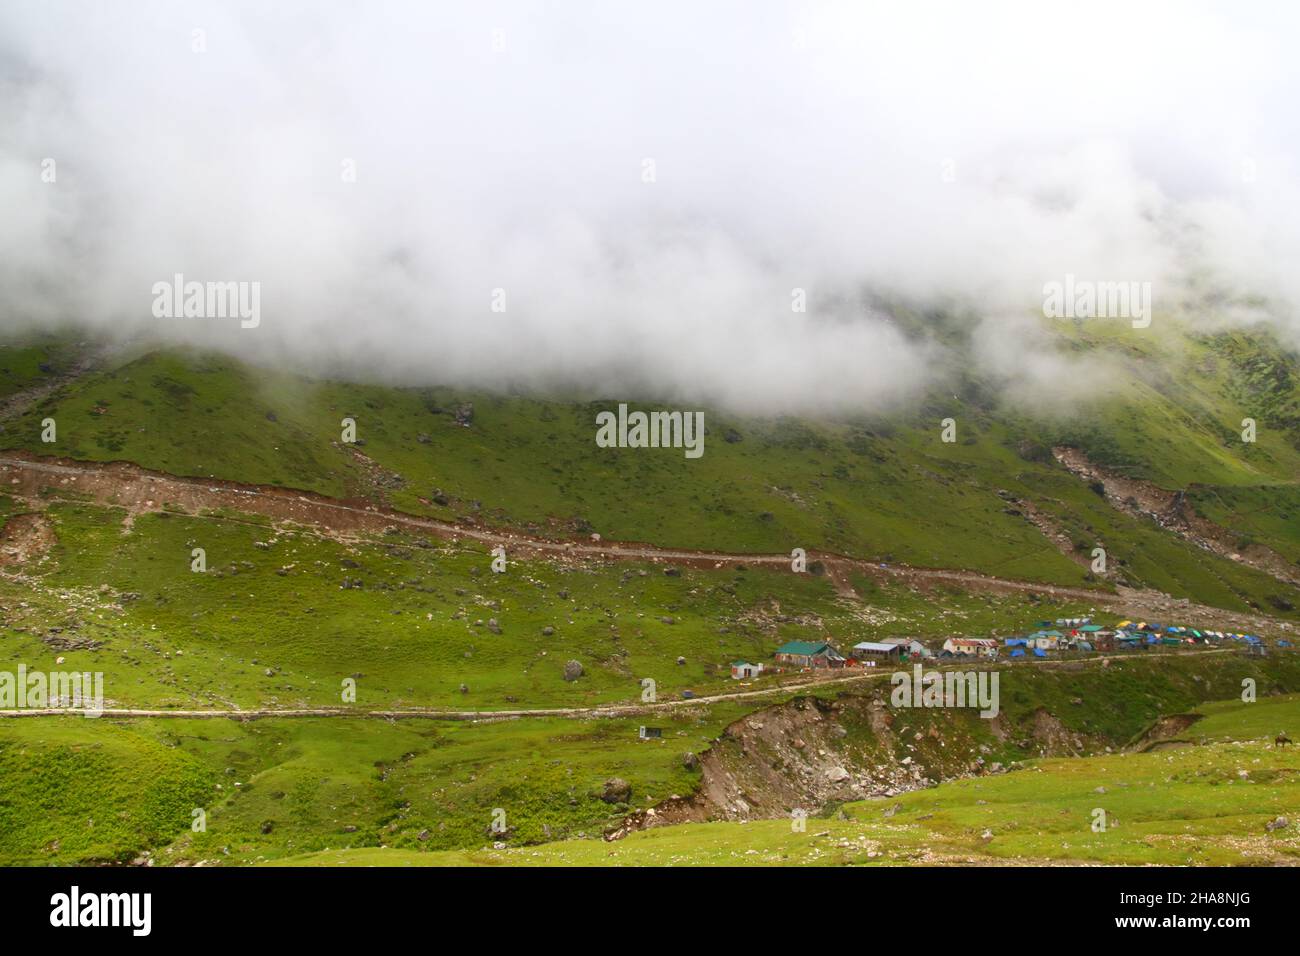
2 317 1299 620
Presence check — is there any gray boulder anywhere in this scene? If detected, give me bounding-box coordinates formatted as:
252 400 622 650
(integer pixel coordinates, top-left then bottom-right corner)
601 778 632 804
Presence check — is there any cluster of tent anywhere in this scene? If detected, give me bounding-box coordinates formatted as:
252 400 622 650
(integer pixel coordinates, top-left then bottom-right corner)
1003 619 1104 658
994 617 1282 659
1114 620 1266 646
1005 644 1048 659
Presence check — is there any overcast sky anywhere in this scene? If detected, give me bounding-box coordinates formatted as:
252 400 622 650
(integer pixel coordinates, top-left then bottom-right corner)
2 1 1298 411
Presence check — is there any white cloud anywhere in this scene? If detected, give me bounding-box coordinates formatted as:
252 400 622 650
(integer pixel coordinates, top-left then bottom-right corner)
2 0 1298 411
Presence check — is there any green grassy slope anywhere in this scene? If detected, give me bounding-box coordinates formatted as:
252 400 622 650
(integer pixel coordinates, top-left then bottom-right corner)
3 499 1130 711
1178 692 1300 742
2 656 1298 866
0 706 747 864
0 336 86 402
0 718 212 864
2 320 1298 613
273 694 1300 867
2 318 1297 870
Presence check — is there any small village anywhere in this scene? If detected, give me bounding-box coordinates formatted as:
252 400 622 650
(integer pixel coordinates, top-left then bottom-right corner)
731 618 1288 678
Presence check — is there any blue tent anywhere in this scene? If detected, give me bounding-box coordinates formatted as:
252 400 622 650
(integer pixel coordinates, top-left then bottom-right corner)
1032 647 1047 658
1010 648 1025 657
1077 641 1093 651
1005 638 1027 646
1279 640 1293 648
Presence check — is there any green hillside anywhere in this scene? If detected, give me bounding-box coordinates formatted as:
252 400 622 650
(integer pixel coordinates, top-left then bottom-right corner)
2 320 1299 869
2 318 1298 615
285 734 1298 867
2 656 1297 866
1 498 1125 712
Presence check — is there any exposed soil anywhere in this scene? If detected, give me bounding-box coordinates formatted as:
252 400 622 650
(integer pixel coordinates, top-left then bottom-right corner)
1134 713 1205 752
606 691 1107 840
997 489 1092 570
0 512 56 569
1053 445 1300 590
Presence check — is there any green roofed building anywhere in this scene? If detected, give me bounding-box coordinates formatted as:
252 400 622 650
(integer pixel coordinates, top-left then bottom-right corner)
774 640 845 669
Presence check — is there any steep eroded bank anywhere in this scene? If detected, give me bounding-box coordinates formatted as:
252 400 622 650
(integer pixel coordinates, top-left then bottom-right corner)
610 651 1300 838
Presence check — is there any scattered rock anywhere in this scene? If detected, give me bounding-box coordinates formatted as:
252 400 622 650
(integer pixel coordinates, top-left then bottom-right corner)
42 633 101 651
563 660 584 682
601 778 632 804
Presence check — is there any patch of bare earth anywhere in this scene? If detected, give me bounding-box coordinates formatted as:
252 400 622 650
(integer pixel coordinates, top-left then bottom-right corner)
344 445 406 507
1053 445 1300 590
994 489 1092 569
0 512 56 570
1134 713 1205 752
606 691 1096 841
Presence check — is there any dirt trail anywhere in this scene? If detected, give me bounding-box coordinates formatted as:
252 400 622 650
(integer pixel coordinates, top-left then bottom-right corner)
0 451 1097 590
2 452 1295 640
0 648 1236 722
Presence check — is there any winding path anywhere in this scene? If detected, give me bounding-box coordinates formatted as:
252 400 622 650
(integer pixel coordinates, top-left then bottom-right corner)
0 648 1237 722
0 450 1288 722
